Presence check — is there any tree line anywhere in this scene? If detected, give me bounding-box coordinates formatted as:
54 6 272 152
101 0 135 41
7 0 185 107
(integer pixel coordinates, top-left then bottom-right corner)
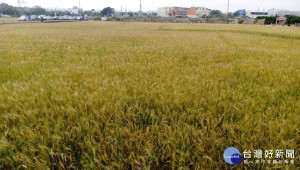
254 15 300 25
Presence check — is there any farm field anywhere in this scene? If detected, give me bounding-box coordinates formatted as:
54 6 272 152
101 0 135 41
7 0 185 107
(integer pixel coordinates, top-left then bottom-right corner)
0 22 299 169
0 17 17 22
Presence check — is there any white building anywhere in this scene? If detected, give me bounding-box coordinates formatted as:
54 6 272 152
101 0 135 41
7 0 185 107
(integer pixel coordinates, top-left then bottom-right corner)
246 10 268 18
268 9 300 16
187 7 211 18
246 9 300 18
158 7 168 17
67 6 83 15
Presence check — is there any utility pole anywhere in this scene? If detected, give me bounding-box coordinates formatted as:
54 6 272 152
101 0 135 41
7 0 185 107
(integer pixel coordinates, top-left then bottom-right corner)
17 0 21 15
17 0 24 15
17 0 21 8
227 0 230 19
140 0 142 13
79 0 81 16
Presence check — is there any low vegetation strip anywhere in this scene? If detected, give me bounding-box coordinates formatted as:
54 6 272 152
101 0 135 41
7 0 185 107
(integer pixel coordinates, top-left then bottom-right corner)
0 22 299 169
159 27 300 40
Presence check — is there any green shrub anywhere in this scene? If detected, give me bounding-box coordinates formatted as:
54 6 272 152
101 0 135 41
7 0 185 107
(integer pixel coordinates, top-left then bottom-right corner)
286 15 300 25
93 16 102 20
255 16 276 25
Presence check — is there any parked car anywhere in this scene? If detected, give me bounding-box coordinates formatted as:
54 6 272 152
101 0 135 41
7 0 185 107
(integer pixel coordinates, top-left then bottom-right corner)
0 14 11 17
17 15 29 21
58 16 65 20
38 15 46 21
30 15 38 21
63 15 69 20
45 16 52 20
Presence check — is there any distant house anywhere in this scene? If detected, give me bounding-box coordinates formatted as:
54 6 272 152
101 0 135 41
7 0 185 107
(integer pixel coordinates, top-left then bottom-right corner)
167 7 189 17
67 6 83 15
187 7 211 18
158 7 168 17
158 6 210 18
276 16 286 25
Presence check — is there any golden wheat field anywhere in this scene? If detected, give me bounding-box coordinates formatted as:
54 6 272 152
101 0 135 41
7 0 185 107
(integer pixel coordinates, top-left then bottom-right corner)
0 17 17 22
0 22 299 169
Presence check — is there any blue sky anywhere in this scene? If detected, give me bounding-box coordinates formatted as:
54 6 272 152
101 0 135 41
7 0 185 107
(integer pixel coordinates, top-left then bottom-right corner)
1 0 300 12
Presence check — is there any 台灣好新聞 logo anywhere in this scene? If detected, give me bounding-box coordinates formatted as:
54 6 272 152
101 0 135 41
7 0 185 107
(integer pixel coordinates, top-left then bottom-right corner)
223 147 242 164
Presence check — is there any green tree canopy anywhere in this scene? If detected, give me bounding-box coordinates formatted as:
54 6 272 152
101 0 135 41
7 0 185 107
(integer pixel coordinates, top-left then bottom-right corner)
31 6 46 15
128 12 134 17
286 15 300 25
0 3 19 16
234 11 240 17
101 7 114 16
209 10 224 18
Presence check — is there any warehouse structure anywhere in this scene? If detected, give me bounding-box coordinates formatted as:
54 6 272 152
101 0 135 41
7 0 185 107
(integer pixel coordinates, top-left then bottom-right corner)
158 7 210 18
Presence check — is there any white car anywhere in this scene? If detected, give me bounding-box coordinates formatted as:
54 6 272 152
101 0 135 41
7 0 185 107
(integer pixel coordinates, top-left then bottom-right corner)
38 15 46 20
30 15 38 21
45 16 52 20
17 15 29 21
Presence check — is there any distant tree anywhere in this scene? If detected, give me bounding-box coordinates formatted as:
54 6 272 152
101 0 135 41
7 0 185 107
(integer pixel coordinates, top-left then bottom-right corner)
101 7 114 16
50 11 72 16
209 10 224 18
234 11 240 17
89 9 101 16
265 16 276 24
151 12 157 16
291 16 300 24
83 10 93 16
128 12 133 17
227 12 234 18
255 16 276 25
202 14 208 18
286 15 300 25
31 6 46 15
0 3 19 16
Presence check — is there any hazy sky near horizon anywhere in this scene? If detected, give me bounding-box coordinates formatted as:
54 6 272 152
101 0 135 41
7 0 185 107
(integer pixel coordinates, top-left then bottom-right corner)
1 0 300 12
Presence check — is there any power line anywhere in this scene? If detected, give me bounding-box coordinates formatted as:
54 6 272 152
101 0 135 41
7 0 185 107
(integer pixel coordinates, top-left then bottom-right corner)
17 0 21 8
